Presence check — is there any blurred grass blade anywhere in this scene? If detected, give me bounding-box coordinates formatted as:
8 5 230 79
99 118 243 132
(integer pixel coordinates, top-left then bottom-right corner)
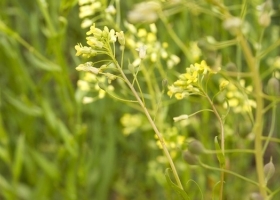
0 174 13 196
29 148 59 180
13 134 25 182
0 114 8 144
42 100 78 157
4 91 42 117
57 120 78 157
0 145 11 165
25 52 61 71
165 168 190 200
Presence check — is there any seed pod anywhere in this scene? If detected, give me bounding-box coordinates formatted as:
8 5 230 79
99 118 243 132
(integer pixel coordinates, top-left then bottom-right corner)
182 150 199 165
225 62 237 72
264 157 275 184
188 140 205 155
266 77 279 96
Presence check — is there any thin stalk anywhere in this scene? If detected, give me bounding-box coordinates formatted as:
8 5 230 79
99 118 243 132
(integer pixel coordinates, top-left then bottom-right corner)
200 162 265 189
262 105 276 154
203 93 225 200
158 12 192 62
205 149 255 154
237 32 266 197
113 58 183 190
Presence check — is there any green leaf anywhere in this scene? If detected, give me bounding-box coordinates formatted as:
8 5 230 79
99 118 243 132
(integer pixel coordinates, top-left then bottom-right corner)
165 168 190 200
214 136 225 167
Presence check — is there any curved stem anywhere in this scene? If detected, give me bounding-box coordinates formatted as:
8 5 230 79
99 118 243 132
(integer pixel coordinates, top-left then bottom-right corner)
262 105 276 154
113 58 183 190
201 90 225 199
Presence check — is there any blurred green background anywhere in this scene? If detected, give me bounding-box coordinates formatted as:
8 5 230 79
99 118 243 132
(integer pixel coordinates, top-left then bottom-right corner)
1 0 280 199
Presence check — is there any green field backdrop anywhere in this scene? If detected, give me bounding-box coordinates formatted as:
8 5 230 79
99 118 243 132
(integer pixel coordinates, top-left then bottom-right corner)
1 0 280 199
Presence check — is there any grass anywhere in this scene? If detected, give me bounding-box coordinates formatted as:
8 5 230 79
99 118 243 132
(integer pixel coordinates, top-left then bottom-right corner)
1 0 280 199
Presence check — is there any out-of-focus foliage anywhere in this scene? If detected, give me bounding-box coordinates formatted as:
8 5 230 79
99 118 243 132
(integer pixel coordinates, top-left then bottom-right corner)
1 0 280 199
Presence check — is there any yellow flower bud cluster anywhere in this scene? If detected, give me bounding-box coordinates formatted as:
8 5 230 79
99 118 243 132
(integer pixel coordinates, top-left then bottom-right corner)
218 79 256 114
75 24 124 58
78 0 116 28
125 22 180 68
167 60 211 99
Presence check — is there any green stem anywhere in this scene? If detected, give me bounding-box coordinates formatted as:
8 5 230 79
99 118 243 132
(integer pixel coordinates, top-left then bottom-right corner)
238 32 266 197
205 149 255 154
198 83 226 199
262 105 276 155
200 162 266 190
204 93 225 200
114 60 183 190
159 12 192 62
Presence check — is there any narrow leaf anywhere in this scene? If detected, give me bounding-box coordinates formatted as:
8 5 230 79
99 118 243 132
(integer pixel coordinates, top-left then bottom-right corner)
13 134 25 181
214 136 225 167
165 168 190 200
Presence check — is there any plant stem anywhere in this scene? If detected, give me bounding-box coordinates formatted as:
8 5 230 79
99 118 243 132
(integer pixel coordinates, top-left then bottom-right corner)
204 93 225 200
113 60 184 190
237 32 267 197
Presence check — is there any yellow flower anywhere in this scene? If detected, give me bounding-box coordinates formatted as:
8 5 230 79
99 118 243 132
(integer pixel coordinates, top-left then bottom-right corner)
219 79 229 91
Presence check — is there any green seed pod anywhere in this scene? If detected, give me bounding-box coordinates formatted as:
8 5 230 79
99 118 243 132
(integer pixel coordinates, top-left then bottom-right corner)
266 77 280 96
264 157 275 184
225 62 237 72
188 140 205 155
182 150 199 165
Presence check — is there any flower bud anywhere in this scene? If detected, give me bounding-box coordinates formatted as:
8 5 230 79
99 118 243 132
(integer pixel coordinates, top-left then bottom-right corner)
116 31 125 46
188 140 205 155
264 157 275 184
173 115 188 122
162 79 168 88
127 1 161 24
105 73 117 81
182 150 199 165
259 12 271 27
76 62 100 75
136 45 147 59
250 192 264 200
219 80 229 91
266 77 279 96
223 17 242 35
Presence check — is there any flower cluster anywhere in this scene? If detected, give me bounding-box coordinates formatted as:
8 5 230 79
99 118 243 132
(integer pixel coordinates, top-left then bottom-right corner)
75 24 125 59
218 78 256 114
127 1 161 24
167 60 212 99
74 24 123 104
76 71 114 104
125 22 180 68
78 0 116 28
